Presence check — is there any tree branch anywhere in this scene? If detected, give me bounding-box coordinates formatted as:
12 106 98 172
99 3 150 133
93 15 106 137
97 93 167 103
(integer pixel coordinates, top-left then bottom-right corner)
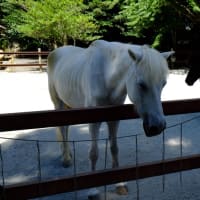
172 1 200 23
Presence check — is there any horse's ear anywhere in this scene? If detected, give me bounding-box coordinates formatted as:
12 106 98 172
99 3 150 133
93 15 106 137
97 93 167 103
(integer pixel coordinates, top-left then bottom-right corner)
162 51 175 60
128 49 141 61
128 49 136 60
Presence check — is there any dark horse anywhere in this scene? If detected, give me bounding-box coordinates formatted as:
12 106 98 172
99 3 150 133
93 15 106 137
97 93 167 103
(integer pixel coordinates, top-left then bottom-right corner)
173 27 200 86
185 52 200 86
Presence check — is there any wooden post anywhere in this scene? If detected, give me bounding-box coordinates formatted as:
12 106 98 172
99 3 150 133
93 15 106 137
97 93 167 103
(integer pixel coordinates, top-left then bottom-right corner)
6 49 15 72
38 48 42 71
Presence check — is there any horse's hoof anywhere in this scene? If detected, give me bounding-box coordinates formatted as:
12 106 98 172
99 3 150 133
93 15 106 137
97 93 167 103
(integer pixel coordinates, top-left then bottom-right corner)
88 188 101 200
62 159 72 168
88 194 101 200
115 183 128 195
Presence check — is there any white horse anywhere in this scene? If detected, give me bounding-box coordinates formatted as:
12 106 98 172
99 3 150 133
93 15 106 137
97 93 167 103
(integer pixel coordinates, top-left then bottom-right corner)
47 40 173 197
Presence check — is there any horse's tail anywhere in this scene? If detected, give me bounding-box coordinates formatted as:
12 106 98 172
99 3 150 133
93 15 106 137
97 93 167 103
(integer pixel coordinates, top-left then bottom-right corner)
47 50 57 72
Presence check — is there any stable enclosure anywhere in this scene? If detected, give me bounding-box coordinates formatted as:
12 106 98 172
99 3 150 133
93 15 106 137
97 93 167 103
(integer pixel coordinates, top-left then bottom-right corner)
0 52 200 199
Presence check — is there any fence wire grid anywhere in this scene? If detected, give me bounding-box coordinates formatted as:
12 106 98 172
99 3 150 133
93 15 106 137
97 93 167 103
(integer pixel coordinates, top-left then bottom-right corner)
0 114 200 200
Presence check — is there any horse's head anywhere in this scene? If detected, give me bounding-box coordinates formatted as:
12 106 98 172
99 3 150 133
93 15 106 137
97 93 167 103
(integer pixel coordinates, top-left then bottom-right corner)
185 59 200 86
126 46 174 137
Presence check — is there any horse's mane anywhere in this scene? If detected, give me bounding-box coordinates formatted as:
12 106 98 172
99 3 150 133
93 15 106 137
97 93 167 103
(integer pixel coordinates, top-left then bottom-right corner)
138 45 169 83
89 40 169 83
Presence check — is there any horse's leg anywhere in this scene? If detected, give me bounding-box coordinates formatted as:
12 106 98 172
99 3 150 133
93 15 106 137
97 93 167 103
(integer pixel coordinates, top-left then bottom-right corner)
107 121 128 195
49 87 72 167
107 121 119 168
88 122 101 199
89 122 101 170
55 103 72 167
56 125 72 167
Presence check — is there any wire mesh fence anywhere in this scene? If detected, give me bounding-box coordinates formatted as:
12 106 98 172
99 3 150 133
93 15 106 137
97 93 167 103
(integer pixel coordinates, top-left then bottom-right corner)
0 113 200 199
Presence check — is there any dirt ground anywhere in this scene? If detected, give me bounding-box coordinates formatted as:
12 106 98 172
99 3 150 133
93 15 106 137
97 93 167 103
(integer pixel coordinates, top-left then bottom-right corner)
0 69 200 200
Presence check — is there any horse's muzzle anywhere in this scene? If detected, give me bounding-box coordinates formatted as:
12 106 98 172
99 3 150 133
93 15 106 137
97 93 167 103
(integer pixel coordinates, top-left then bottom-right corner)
143 117 166 137
185 76 195 86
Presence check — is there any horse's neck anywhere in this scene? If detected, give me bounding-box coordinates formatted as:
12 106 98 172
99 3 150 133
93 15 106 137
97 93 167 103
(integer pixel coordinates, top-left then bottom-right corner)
105 47 132 101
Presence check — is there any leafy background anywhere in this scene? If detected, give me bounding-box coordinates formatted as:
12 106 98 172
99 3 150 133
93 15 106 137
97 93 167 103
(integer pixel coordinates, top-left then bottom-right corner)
0 0 200 51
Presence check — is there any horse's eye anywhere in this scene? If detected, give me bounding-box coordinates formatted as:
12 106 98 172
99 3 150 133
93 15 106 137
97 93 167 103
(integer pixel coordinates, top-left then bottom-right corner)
138 81 147 91
162 81 167 88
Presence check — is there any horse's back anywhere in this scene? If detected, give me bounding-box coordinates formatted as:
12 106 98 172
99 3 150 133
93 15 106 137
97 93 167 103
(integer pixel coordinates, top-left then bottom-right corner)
48 46 84 71
47 40 131 108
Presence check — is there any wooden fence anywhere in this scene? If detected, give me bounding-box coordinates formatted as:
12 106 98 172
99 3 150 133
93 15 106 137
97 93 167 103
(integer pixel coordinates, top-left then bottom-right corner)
0 98 200 199
0 50 48 69
0 49 198 70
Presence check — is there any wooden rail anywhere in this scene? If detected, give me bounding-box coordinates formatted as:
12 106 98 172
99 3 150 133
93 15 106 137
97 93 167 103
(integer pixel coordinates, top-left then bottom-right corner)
3 154 200 199
0 51 49 55
0 50 48 68
0 98 200 199
0 63 46 67
0 49 197 69
1 99 200 132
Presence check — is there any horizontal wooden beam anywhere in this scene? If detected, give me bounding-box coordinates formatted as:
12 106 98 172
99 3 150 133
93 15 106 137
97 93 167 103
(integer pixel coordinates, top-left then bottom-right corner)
3 154 200 199
163 98 200 115
0 63 46 67
0 51 49 55
0 99 200 132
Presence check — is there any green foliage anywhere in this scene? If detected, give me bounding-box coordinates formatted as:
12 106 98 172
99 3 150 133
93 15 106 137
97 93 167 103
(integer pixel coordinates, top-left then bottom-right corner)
1 0 200 50
84 0 124 40
121 0 171 37
0 0 21 48
121 0 200 48
8 0 99 47
188 0 200 13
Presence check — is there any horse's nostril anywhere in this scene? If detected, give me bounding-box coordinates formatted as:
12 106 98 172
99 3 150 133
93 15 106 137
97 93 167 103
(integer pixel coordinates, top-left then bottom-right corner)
185 78 194 86
149 126 158 133
143 122 165 137
147 126 162 136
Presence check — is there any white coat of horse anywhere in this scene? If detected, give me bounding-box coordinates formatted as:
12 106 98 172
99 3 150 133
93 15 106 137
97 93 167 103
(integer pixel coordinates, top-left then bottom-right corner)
47 40 173 196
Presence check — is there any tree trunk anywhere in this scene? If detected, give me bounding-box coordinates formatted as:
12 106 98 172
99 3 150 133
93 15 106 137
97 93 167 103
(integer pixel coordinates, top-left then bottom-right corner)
53 43 57 49
73 38 76 46
63 34 68 46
